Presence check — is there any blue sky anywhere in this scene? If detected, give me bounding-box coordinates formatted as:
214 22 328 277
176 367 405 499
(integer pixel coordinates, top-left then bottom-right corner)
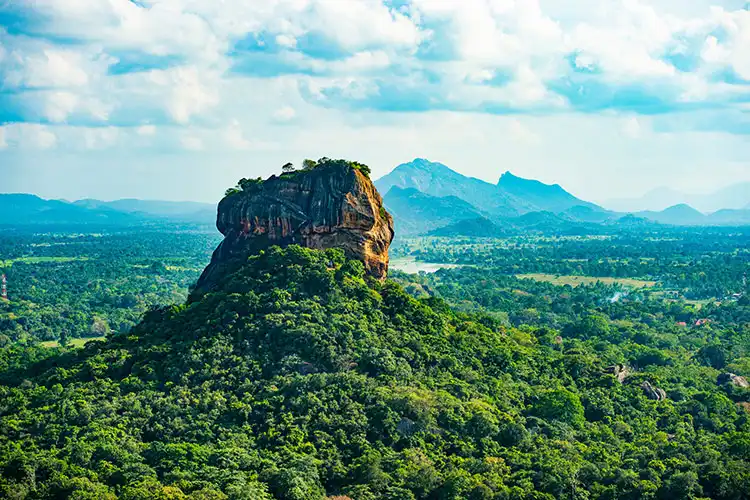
1 0 749 203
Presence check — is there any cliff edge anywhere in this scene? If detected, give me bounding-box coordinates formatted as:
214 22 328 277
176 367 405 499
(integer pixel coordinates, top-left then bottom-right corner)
193 159 395 296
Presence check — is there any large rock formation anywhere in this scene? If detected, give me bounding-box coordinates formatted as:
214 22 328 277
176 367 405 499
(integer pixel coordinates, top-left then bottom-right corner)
193 160 394 296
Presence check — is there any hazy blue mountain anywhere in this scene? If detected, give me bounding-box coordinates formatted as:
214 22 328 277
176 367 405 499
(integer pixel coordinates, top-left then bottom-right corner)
637 204 707 225
604 187 686 212
497 171 601 213
75 198 215 223
383 186 483 235
376 159 604 217
562 205 618 223
606 182 750 213
707 208 750 225
0 194 138 225
703 182 750 212
612 214 655 227
427 217 509 237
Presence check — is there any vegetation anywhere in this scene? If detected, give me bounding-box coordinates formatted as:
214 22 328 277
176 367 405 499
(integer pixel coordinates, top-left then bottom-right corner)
1 242 749 499
0 229 220 346
300 158 372 178
516 273 657 289
396 229 750 299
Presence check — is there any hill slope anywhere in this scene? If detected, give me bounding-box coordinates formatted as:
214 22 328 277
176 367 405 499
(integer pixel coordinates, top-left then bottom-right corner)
1 245 749 499
497 172 600 213
383 186 483 235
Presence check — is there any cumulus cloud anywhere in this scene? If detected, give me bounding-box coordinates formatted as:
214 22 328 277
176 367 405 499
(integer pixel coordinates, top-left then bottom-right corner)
0 123 57 150
0 0 748 145
180 133 204 151
136 124 157 136
272 106 296 122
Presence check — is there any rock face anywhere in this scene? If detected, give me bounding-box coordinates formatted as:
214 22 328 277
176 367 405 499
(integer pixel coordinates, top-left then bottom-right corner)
641 381 667 401
193 162 394 295
718 373 750 388
607 364 630 384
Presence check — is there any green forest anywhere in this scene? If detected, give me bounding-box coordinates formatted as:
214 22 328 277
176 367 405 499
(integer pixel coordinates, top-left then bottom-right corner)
1 234 749 499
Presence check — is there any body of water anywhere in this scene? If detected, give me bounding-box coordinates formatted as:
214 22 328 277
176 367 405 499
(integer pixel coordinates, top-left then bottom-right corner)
389 257 461 274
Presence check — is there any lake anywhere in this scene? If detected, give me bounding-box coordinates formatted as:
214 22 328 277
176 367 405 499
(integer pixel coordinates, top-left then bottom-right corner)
389 257 461 274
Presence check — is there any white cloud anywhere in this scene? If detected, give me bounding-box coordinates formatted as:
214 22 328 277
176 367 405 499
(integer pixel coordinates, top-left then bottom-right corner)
272 106 296 123
225 120 252 150
0 123 57 150
83 127 119 150
179 132 203 151
148 66 220 125
136 124 156 136
0 127 6 150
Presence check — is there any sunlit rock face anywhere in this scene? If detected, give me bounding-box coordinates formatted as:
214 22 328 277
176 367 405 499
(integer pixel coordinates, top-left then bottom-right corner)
193 162 395 296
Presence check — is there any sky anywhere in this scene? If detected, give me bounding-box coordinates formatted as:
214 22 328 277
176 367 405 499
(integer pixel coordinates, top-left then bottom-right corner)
0 0 749 204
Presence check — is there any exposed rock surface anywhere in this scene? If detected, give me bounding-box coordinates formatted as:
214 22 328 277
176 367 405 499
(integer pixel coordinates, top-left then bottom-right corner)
193 162 394 296
641 381 667 401
607 364 630 383
718 373 750 388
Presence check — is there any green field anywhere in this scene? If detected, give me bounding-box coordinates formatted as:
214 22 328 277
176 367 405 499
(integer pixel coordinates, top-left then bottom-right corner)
517 273 657 288
41 336 106 349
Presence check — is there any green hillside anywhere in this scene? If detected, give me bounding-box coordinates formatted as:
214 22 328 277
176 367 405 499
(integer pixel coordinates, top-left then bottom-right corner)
1 246 748 499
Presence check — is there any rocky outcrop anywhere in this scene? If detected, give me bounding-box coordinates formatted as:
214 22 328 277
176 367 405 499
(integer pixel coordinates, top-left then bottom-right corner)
607 364 630 384
718 373 750 388
641 381 667 401
193 161 394 296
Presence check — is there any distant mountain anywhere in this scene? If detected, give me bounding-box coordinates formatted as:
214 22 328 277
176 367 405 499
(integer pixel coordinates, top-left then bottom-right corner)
707 209 750 226
606 182 750 213
497 171 600 213
376 159 605 217
75 198 215 224
0 193 216 227
376 159 521 216
562 205 618 223
637 204 706 226
427 217 509 238
0 194 138 225
383 187 483 235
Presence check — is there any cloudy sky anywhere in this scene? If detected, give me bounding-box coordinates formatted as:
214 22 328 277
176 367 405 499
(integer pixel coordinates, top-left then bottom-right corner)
1 0 749 203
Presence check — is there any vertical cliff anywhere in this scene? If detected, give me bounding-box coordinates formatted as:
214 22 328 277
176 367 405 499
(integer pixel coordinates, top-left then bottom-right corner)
193 160 395 296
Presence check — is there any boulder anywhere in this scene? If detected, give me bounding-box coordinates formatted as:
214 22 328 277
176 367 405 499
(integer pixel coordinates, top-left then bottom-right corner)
718 373 750 388
641 381 667 401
